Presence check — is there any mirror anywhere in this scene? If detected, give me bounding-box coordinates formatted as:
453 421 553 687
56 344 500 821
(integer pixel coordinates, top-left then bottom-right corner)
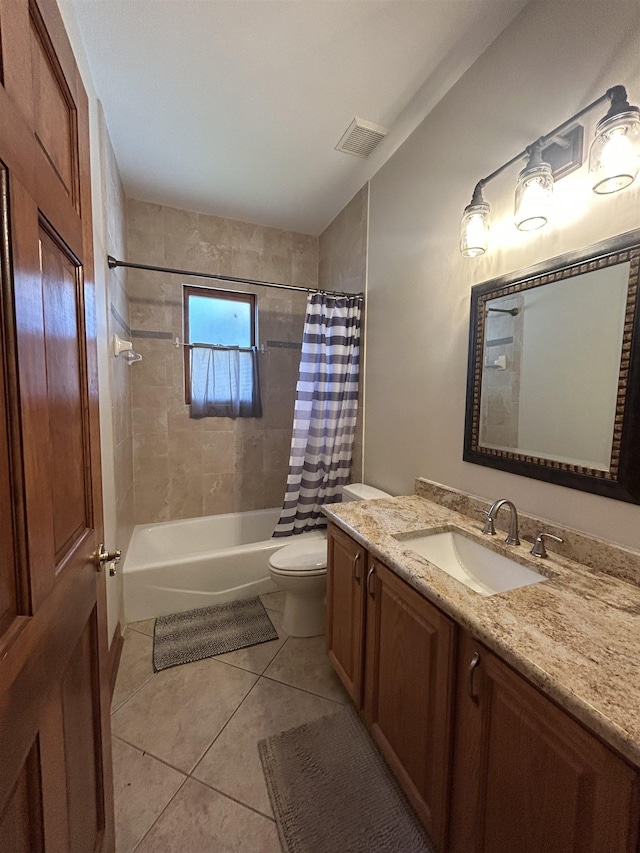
464 230 640 503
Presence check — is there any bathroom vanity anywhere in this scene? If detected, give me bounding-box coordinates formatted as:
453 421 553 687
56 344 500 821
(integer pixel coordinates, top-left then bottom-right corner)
323 494 640 853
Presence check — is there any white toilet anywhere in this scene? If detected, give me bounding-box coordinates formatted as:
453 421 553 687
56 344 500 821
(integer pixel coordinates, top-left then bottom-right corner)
268 483 391 637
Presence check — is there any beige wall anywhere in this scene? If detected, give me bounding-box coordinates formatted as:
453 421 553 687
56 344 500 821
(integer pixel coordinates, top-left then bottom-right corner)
365 0 640 550
319 185 369 294
127 200 318 523
319 185 369 482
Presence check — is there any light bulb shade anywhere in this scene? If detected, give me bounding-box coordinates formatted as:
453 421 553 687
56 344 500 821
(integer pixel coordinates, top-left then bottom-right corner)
589 109 640 194
514 161 553 231
460 201 490 257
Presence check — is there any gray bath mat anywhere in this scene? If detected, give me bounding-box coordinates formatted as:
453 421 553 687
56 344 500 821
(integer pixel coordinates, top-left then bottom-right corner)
153 596 278 672
258 707 436 853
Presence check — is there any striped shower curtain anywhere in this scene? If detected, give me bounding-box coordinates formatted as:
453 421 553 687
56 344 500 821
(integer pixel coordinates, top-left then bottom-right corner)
273 292 362 537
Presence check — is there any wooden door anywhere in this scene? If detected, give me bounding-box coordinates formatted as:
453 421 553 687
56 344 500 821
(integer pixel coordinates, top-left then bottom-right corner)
0 0 114 850
449 630 640 853
326 523 367 706
364 559 455 850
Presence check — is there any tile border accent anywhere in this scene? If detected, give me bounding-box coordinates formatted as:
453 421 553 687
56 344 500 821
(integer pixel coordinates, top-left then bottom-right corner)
265 340 302 350
131 329 174 340
485 335 513 347
110 303 131 337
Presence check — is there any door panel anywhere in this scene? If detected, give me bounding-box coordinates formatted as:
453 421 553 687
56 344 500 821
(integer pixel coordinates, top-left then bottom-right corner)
40 225 90 562
62 616 102 853
29 0 78 207
0 743 44 853
11 176 57 609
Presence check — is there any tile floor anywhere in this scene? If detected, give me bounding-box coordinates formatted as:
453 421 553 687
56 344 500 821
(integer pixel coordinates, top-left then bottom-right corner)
110 592 349 852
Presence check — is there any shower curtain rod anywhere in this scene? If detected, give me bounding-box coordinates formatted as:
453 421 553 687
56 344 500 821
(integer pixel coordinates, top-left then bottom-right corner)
107 256 364 300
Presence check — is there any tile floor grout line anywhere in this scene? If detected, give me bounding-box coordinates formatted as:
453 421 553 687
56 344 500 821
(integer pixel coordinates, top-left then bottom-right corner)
260 672 347 706
130 775 190 853
114 598 339 851
190 776 277 823
111 734 191 778
113 643 341 781
111 669 156 716
210 634 290 679
128 776 278 853
125 624 153 638
111 618 283 716
188 672 266 775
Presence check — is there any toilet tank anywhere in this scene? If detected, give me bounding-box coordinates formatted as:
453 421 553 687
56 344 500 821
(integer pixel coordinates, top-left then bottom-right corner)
342 483 391 503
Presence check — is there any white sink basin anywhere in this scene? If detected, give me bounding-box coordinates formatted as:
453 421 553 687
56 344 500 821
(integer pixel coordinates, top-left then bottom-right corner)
396 529 548 597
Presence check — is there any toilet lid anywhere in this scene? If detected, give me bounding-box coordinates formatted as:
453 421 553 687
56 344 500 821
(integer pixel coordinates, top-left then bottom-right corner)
269 539 327 572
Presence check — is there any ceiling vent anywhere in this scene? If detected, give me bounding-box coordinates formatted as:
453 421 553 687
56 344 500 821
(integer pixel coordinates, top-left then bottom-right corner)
335 117 389 158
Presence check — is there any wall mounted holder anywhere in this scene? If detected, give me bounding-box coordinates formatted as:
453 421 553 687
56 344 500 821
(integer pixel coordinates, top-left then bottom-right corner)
112 334 142 364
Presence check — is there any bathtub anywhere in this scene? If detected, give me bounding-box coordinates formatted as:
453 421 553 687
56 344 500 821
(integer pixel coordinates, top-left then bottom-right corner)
123 508 326 623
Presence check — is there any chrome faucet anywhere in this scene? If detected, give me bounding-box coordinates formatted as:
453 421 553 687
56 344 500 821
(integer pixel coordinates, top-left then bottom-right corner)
482 499 520 545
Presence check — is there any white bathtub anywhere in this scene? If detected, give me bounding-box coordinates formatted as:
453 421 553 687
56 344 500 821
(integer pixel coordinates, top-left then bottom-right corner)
123 508 326 622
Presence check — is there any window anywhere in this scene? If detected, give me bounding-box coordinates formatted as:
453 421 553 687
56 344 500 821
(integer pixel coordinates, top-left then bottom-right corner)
183 286 260 416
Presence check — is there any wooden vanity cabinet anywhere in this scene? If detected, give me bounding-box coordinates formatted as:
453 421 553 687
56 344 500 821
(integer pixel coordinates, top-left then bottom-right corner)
364 557 456 850
326 523 640 853
326 524 367 706
449 629 640 853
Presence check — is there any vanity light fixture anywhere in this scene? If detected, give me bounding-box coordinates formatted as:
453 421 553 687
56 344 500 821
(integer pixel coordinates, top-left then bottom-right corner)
514 143 554 232
590 86 640 193
460 184 490 257
460 85 639 256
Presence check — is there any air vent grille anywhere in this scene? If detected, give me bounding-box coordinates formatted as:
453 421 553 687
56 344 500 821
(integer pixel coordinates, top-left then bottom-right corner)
336 117 389 158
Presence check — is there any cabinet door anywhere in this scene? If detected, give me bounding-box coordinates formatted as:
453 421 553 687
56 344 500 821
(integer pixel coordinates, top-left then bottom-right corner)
364 559 456 850
449 630 640 853
326 524 367 706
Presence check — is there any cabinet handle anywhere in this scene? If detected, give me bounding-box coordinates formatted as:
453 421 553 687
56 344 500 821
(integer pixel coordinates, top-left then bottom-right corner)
367 565 376 598
352 552 361 582
468 651 481 703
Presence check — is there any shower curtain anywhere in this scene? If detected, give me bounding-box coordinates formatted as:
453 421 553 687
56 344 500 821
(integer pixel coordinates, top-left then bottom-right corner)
274 292 362 537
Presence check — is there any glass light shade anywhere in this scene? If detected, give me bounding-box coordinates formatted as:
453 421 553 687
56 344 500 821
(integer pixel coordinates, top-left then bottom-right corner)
589 110 640 194
514 162 553 231
460 202 490 257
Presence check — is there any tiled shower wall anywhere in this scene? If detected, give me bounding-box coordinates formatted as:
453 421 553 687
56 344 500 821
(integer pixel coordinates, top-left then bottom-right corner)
318 185 369 482
126 199 318 524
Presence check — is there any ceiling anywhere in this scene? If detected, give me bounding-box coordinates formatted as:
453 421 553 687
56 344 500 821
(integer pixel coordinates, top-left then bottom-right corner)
67 0 529 235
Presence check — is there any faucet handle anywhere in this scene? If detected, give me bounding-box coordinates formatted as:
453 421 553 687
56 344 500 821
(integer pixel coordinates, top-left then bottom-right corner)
473 506 495 535
530 532 563 558
482 516 496 536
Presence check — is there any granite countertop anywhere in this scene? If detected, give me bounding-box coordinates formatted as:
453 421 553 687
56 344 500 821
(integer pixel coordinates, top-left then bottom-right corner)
322 494 640 768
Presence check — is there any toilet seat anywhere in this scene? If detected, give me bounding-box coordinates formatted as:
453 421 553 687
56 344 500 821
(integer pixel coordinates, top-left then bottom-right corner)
269 566 326 579
269 538 328 574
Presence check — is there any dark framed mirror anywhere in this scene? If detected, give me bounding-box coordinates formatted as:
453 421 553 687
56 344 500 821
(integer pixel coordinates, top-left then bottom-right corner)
464 229 640 503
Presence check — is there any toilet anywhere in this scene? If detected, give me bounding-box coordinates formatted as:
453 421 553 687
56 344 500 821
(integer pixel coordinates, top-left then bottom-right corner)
268 483 391 637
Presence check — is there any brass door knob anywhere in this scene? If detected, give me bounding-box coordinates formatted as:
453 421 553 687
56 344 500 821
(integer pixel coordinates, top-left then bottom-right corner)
95 544 122 573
